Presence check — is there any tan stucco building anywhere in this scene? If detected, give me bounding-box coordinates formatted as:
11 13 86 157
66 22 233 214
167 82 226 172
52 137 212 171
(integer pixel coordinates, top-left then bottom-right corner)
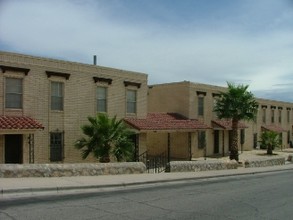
1 51 293 164
0 51 147 163
147 81 293 159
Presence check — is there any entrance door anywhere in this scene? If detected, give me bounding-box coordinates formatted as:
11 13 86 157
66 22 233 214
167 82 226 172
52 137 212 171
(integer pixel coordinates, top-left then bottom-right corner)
5 134 23 163
214 130 220 154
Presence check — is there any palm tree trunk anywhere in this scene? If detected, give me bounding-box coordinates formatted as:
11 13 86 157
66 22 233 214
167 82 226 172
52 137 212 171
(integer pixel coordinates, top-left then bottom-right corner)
230 119 239 161
267 144 273 155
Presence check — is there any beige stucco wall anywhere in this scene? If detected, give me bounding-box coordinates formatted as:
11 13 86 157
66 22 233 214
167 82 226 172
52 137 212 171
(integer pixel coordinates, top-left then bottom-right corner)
0 51 148 163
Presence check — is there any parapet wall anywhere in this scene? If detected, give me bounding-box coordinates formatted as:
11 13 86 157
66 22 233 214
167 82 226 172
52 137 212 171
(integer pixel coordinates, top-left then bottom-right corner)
0 162 146 178
168 160 238 172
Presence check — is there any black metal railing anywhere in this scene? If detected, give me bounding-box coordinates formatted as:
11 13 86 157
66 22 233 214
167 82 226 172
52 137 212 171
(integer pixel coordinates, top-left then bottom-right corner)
138 151 168 173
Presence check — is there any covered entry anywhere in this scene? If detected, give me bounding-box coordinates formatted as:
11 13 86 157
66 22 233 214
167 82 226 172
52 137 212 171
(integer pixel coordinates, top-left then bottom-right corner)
0 116 44 164
212 119 248 156
125 113 210 163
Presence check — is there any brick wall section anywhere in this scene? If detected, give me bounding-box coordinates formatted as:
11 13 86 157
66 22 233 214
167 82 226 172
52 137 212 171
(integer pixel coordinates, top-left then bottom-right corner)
0 51 148 163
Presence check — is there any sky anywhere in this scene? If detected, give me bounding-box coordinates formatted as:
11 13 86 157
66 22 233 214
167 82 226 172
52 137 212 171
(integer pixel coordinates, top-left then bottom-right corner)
1 0 293 102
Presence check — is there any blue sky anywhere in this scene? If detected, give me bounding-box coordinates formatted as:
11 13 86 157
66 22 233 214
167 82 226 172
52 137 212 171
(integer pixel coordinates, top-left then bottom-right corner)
1 0 293 102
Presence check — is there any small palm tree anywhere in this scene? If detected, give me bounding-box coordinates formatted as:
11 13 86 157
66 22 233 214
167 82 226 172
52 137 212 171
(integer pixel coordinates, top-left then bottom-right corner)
214 82 258 161
75 114 135 162
259 131 281 155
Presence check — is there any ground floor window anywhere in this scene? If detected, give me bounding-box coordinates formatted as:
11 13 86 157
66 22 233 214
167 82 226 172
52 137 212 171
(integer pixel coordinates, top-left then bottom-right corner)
253 133 258 149
50 131 64 162
198 131 206 149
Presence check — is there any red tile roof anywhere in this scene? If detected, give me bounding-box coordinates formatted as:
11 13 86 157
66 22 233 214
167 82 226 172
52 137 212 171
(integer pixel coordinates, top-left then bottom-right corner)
0 116 44 130
261 124 286 133
124 113 210 131
212 119 248 130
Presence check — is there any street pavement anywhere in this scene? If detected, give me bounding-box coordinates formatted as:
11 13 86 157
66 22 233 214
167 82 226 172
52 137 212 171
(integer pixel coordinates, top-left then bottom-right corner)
1 149 293 198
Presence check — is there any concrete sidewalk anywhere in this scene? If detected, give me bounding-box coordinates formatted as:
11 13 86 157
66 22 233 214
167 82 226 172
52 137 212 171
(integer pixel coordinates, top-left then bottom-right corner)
1 162 293 198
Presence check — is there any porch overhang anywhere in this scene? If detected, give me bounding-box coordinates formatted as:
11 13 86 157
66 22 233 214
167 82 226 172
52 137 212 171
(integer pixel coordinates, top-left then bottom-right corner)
261 124 286 133
124 113 211 133
212 119 248 130
0 116 44 134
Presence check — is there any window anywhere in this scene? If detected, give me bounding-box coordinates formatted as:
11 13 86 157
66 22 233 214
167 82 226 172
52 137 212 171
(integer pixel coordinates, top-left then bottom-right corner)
262 108 266 123
51 82 63 110
5 78 23 109
97 87 107 112
271 109 275 123
198 131 206 149
50 132 63 162
127 90 137 114
278 109 282 123
240 129 245 145
287 110 290 123
253 133 258 149
198 96 204 116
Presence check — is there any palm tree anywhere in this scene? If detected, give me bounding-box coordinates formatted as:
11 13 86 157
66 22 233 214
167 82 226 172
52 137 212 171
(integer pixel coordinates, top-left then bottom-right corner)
259 131 280 155
75 114 135 162
214 83 258 161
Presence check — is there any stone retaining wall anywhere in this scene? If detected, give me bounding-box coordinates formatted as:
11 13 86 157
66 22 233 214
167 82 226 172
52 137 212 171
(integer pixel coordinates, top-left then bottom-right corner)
0 162 146 178
244 157 285 168
168 160 238 172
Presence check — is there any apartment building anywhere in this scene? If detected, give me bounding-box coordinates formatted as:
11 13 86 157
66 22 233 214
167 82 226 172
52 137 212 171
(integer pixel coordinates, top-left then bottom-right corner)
0 51 148 164
147 81 293 159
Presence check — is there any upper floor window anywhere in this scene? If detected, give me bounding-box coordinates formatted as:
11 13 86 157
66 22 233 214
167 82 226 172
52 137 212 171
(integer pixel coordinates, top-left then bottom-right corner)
278 109 282 123
51 82 63 110
271 109 275 123
287 109 291 123
198 96 204 116
127 90 137 114
262 108 266 123
5 78 23 109
97 86 107 113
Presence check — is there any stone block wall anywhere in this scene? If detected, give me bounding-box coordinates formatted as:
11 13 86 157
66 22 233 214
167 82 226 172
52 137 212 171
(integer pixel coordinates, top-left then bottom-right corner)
244 157 285 168
0 162 146 178
168 160 238 172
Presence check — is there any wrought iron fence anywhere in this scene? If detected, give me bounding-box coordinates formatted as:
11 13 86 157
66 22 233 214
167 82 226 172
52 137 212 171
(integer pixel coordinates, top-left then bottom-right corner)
138 151 168 173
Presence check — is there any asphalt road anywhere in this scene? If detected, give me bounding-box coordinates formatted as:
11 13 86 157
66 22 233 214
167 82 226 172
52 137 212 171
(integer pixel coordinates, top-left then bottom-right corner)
1 170 293 220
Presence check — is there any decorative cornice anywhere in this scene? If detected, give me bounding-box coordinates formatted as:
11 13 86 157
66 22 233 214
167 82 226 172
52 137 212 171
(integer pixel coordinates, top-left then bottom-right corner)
46 71 70 80
0 65 30 75
93 77 112 85
212 93 221 97
197 91 207 96
124 81 141 88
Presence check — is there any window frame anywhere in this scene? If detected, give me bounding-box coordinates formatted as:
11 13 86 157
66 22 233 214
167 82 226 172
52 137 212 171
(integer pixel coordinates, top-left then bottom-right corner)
198 96 204 117
51 81 64 111
262 108 266 123
96 86 108 113
271 109 275 123
50 131 64 162
5 77 23 109
198 131 206 149
126 89 137 114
